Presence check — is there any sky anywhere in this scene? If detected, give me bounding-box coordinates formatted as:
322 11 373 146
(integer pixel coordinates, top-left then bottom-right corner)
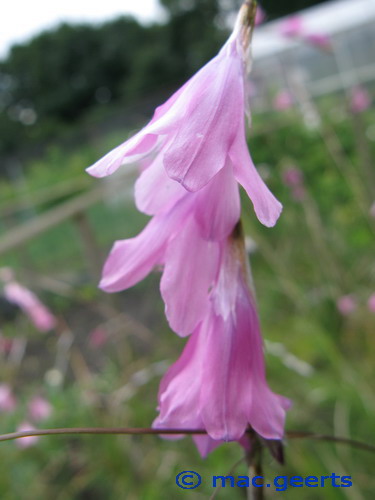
0 0 165 58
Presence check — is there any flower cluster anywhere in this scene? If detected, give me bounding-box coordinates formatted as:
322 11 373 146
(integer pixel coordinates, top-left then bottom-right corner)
88 2 289 455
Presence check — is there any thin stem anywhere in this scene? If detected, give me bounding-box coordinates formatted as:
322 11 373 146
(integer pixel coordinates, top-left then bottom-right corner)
0 427 374 454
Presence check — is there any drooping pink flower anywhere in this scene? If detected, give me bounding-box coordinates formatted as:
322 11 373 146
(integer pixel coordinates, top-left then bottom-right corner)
28 396 52 422
367 294 375 313
0 384 17 413
153 228 290 456
3 281 56 332
350 86 371 114
273 90 294 111
86 6 282 228
337 295 357 316
15 422 39 448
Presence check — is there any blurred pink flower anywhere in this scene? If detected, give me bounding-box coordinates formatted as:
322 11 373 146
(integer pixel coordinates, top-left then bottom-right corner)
3 282 56 332
89 327 109 349
0 384 17 413
28 396 52 422
279 15 331 49
153 231 290 457
370 202 375 218
280 16 304 38
255 6 266 25
282 167 305 201
350 86 371 114
87 6 282 228
367 294 375 313
304 33 331 50
274 90 294 111
337 295 357 316
0 335 14 354
16 422 39 448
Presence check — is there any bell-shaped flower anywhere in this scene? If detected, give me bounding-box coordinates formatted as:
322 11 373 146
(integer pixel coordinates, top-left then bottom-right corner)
87 5 282 228
153 229 290 456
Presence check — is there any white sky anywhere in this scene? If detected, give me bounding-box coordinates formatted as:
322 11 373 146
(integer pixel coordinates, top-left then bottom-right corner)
0 0 164 58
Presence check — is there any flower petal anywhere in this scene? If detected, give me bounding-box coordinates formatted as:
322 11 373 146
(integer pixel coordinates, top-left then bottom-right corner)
230 131 282 227
160 217 219 336
134 148 186 216
163 52 243 191
194 161 240 240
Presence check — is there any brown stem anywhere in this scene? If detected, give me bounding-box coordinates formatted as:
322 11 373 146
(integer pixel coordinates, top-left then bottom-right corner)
0 427 374 455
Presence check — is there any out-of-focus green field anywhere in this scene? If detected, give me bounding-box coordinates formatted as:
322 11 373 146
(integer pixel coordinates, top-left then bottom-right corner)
0 97 374 499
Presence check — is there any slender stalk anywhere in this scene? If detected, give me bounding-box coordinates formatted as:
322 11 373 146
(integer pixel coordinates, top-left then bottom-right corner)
0 427 374 454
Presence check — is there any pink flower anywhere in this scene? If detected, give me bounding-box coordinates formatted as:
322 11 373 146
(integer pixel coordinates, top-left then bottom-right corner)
280 16 304 38
153 229 290 456
89 327 109 349
0 384 17 413
350 86 371 114
279 15 331 50
282 167 305 201
367 294 375 313
370 202 375 218
28 396 52 422
255 6 266 25
273 90 294 111
3 282 56 332
304 33 331 50
16 422 39 448
86 7 282 228
337 295 357 316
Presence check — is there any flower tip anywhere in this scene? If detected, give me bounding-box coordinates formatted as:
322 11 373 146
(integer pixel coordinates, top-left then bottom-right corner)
86 164 105 178
258 201 283 228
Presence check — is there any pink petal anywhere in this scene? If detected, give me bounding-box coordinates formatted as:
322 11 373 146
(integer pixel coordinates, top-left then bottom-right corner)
230 130 282 227
100 200 189 292
86 133 159 178
134 148 186 215
193 161 241 240
99 217 167 292
160 217 219 336
153 330 204 430
87 78 192 178
163 51 243 191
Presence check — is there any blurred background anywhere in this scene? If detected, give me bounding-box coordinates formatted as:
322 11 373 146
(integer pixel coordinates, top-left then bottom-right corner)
0 0 374 498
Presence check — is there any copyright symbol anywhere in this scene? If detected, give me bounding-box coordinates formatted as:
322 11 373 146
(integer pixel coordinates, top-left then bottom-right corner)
176 471 202 489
